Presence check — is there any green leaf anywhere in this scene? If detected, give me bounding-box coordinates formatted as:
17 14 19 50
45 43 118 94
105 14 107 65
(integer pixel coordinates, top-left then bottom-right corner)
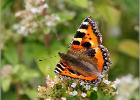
23 42 63 77
65 0 88 8
96 4 121 26
1 77 11 92
36 42 66 77
2 91 16 100
24 88 37 100
13 64 40 82
57 12 75 22
1 0 15 9
90 91 98 100
67 96 79 100
118 40 139 58
110 53 119 68
4 44 18 65
36 55 59 77
23 42 48 65
97 91 111 100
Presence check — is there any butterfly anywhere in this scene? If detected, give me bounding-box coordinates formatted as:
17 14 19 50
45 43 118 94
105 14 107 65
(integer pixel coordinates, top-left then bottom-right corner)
54 16 111 85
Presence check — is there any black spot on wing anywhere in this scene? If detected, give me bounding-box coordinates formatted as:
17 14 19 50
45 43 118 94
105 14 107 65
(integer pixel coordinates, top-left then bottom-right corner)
82 42 91 48
74 31 85 38
80 24 88 29
81 16 102 44
72 41 80 45
86 48 96 57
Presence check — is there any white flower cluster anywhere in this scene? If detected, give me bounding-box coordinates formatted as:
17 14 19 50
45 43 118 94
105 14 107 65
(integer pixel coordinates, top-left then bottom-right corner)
103 79 111 85
71 82 77 88
80 81 85 86
103 78 120 90
69 90 87 98
69 82 91 98
81 92 87 97
13 0 59 36
61 97 66 100
93 87 98 91
84 84 91 90
45 75 55 88
69 90 78 96
112 79 120 89
0 64 12 78
116 74 139 100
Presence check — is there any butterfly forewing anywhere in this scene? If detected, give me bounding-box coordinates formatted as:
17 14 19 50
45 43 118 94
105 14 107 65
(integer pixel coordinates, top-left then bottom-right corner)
71 16 102 49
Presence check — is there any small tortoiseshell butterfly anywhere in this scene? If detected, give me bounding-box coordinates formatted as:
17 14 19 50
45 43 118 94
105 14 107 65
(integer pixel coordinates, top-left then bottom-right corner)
54 16 111 85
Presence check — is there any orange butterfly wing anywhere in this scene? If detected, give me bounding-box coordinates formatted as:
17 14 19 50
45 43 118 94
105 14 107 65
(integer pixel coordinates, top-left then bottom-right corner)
54 16 111 82
70 17 108 72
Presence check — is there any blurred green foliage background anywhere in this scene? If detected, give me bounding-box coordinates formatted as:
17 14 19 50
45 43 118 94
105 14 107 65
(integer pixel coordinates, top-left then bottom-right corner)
0 0 139 100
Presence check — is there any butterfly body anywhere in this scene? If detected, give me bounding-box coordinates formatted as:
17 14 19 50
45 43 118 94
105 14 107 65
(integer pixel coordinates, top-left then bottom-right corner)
54 16 111 85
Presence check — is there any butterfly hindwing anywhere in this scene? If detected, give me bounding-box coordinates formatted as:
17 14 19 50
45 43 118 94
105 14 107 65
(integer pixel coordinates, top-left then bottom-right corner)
55 61 98 81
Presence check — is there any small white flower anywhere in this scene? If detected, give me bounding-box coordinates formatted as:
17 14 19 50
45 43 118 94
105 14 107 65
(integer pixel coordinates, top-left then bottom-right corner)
45 75 55 88
13 24 20 30
61 97 66 100
69 90 78 96
15 12 22 17
71 83 77 88
114 79 120 85
0 64 12 78
17 26 28 35
30 7 39 14
111 84 116 89
81 92 87 97
42 4 48 9
93 87 98 91
80 81 85 86
84 84 91 90
103 80 111 84
116 90 118 95
111 79 120 89
45 15 60 27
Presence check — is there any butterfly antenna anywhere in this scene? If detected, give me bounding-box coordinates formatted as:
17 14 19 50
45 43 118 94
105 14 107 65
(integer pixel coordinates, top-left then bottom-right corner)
38 55 57 62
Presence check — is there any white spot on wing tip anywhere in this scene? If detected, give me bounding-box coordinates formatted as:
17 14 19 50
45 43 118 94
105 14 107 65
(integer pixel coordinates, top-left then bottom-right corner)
82 22 89 25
